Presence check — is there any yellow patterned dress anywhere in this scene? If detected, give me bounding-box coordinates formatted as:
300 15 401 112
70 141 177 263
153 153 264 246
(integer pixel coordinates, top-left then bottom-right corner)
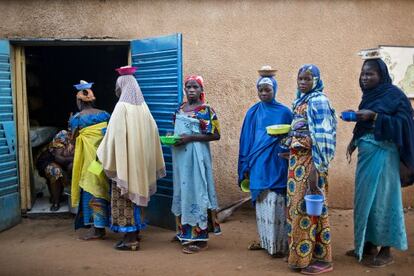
286 102 332 269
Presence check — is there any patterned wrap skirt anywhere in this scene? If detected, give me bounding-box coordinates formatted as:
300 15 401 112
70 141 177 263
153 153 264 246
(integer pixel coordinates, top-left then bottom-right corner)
75 189 109 229
175 211 222 244
255 190 288 256
287 148 332 269
110 184 146 233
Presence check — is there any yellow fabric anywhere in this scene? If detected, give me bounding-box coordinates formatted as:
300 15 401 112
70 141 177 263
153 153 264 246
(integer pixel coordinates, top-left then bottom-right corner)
71 122 109 207
97 102 165 206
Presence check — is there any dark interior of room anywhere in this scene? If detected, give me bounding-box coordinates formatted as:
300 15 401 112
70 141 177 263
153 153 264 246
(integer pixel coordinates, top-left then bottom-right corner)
25 45 129 129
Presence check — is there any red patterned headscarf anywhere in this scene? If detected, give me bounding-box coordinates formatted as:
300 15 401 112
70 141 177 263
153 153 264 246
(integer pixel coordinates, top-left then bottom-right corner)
184 75 205 103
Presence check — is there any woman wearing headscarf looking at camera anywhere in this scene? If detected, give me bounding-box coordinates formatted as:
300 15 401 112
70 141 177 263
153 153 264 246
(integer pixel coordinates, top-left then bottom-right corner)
97 66 166 251
70 80 111 240
238 68 292 257
171 75 221 254
345 58 414 267
284 65 336 274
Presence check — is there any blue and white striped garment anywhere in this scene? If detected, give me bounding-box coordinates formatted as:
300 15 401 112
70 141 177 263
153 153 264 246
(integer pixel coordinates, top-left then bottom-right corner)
307 94 337 173
294 64 337 173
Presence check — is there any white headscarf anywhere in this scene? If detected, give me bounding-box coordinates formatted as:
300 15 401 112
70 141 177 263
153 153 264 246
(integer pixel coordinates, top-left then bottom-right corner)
116 75 145 105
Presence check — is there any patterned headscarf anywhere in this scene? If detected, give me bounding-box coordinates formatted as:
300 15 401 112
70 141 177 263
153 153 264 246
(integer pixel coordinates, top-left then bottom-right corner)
294 64 324 108
292 64 337 173
298 64 323 91
184 75 205 103
49 130 70 149
116 75 145 105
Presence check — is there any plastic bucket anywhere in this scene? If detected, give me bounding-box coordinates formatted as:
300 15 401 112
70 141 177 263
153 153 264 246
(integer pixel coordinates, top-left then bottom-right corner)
304 194 324 216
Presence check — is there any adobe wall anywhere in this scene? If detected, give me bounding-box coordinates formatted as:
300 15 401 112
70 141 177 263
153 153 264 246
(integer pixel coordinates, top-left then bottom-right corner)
1 0 413 208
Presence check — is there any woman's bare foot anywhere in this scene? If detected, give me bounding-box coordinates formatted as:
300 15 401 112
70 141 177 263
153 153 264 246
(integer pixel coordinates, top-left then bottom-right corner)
346 241 378 258
80 227 105 240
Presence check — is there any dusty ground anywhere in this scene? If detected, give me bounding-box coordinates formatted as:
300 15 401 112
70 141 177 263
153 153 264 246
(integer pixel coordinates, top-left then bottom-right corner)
0 208 413 276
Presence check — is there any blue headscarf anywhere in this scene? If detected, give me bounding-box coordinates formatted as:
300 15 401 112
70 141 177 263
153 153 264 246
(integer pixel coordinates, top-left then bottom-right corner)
293 64 337 173
238 76 293 203
350 58 414 186
256 76 278 96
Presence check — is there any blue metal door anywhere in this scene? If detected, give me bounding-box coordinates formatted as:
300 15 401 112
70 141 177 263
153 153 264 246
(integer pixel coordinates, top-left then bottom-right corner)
0 40 20 232
131 34 183 229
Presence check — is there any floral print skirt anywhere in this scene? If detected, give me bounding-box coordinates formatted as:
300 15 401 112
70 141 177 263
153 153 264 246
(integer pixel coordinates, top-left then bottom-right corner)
287 148 332 269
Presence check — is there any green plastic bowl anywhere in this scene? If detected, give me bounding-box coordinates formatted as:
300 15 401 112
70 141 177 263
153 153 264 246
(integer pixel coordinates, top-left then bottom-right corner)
240 179 250 193
266 124 291 135
160 135 180 145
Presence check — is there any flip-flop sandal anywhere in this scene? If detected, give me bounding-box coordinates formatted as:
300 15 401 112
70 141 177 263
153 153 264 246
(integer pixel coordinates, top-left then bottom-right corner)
182 244 208 254
50 204 60 212
367 257 394 268
114 241 140 251
301 263 333 275
114 240 123 247
248 241 262 251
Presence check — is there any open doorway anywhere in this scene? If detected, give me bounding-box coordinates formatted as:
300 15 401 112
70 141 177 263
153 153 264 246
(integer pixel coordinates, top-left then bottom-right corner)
24 44 129 213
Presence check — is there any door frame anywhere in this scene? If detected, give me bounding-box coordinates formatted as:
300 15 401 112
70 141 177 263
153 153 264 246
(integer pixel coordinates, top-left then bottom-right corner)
9 38 130 211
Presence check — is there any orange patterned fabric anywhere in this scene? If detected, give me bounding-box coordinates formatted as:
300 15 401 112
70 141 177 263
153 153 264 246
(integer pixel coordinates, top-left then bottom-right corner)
286 101 332 269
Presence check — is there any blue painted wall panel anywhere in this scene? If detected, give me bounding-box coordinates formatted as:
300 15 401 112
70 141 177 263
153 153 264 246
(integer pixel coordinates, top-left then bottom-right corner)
0 40 20 232
131 34 182 229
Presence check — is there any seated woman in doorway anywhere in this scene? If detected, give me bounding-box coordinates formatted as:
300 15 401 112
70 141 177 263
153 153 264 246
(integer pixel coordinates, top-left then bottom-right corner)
36 130 74 211
238 68 292 257
171 75 221 254
70 80 111 240
346 58 413 267
285 65 336 274
97 66 166 251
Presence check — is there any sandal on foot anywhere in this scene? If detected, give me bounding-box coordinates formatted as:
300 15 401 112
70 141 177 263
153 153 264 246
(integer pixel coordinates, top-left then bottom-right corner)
170 236 179 243
247 241 262 251
301 263 333 275
115 241 140 251
367 257 394 268
50 204 60 212
182 243 208 254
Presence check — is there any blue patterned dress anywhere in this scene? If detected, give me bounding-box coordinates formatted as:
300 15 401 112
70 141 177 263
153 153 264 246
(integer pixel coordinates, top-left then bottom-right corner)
171 104 221 243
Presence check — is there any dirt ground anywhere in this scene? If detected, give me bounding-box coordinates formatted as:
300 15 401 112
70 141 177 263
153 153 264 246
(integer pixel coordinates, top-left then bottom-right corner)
0 208 413 276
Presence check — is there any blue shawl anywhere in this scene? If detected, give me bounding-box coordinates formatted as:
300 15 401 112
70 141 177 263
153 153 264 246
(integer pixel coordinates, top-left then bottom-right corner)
351 58 414 186
238 77 293 203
